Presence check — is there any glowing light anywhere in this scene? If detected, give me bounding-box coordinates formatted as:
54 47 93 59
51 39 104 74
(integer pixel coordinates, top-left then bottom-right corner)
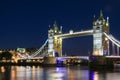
55 30 57 33
54 36 57 40
94 72 99 80
17 48 26 53
59 38 62 42
106 23 109 26
47 67 66 80
105 37 108 41
1 66 5 72
93 50 99 55
69 30 74 34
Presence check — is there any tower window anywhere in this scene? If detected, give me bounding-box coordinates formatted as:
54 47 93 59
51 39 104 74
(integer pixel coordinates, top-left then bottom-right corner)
96 27 100 29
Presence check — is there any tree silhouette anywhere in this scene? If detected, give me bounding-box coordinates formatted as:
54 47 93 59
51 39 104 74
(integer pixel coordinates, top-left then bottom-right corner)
0 51 13 61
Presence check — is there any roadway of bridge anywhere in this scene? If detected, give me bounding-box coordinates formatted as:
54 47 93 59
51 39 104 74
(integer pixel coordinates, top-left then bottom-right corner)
18 56 89 60
54 30 93 39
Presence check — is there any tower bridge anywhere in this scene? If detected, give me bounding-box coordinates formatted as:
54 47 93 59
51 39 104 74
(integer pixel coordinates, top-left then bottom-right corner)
17 11 111 58
16 11 120 67
48 10 109 57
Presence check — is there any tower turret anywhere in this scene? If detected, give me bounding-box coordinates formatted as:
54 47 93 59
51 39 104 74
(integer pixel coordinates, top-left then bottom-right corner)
48 21 63 57
53 21 59 34
93 15 96 26
59 26 62 34
106 17 109 27
99 10 104 20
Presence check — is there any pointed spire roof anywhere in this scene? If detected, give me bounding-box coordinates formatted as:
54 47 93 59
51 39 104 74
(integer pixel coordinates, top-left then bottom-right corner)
54 21 57 24
93 15 96 26
53 21 58 28
106 17 109 26
53 21 59 33
100 10 103 17
99 10 104 20
107 17 109 22
93 14 96 21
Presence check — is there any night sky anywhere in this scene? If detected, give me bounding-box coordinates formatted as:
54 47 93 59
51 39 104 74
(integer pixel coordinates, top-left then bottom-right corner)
0 0 120 56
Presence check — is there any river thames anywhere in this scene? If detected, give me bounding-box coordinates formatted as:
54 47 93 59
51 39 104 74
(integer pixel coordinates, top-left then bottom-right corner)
0 65 120 80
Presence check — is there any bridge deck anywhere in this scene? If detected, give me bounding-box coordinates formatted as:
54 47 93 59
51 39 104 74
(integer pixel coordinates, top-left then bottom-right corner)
54 30 93 39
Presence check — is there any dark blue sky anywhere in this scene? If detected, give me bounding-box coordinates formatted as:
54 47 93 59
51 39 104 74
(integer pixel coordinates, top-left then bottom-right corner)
0 0 120 55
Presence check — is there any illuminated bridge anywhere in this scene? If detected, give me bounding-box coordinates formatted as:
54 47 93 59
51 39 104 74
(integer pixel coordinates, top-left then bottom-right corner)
17 11 120 66
54 30 93 39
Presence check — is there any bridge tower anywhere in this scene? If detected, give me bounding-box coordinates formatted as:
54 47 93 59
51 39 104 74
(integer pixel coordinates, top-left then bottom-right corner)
93 10 109 56
48 21 62 57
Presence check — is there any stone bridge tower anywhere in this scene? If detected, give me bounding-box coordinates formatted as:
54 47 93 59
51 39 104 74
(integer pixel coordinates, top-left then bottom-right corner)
93 10 109 56
48 21 62 57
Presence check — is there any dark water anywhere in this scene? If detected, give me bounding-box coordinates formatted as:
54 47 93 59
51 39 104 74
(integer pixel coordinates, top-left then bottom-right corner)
0 65 120 80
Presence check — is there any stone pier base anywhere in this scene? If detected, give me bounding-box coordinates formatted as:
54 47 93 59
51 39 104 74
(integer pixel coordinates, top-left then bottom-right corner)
43 57 57 65
89 55 114 69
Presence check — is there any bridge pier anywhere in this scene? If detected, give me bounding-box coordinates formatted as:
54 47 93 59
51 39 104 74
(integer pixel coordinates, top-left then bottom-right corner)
89 55 120 69
89 55 114 69
43 57 57 65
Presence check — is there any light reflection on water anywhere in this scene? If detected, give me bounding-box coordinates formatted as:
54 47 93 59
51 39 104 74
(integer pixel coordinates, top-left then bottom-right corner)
0 65 120 80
